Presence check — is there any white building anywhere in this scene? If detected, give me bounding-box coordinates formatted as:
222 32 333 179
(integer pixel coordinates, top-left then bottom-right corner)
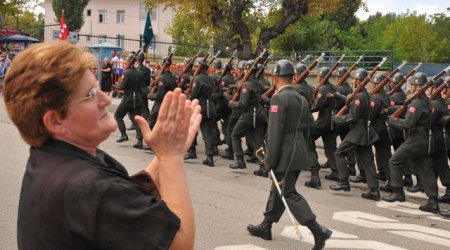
41 0 176 55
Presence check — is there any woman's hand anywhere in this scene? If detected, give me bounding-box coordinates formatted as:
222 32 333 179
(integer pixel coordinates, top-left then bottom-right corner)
135 88 202 158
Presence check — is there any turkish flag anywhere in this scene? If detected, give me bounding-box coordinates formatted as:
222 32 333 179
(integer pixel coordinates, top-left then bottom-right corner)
59 13 69 40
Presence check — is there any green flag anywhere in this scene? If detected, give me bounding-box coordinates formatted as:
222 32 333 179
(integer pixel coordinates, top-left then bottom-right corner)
143 12 154 51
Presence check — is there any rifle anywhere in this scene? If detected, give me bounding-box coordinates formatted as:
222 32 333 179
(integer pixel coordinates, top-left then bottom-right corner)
176 51 200 88
149 53 173 94
391 65 450 117
256 52 273 80
225 71 245 95
388 62 422 96
369 61 407 98
208 50 221 66
115 48 143 85
337 57 387 115
214 50 237 93
293 53 325 86
299 55 311 63
184 52 210 96
230 49 267 102
430 76 450 101
311 54 345 103
334 56 363 89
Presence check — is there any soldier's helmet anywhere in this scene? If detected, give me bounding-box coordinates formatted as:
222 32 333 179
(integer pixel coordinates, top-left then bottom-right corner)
390 73 404 84
294 63 307 75
256 63 264 72
184 57 191 65
433 77 444 88
213 60 222 68
318 67 330 77
411 72 427 85
195 58 209 68
336 67 347 77
136 52 145 62
237 61 246 69
244 60 256 72
371 72 386 84
161 55 172 65
273 59 295 76
351 68 368 80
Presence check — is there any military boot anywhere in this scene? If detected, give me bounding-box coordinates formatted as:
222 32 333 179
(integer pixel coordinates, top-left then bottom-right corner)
305 170 322 188
407 176 424 193
350 170 366 183
247 218 272 240
419 196 439 214
254 165 269 177
380 181 395 193
348 165 356 176
377 171 387 182
183 146 197 160
229 156 246 169
324 170 339 182
202 155 214 167
219 150 234 160
362 188 381 201
132 139 143 149
116 132 128 143
306 220 332 250
330 180 350 191
403 174 413 187
243 147 253 156
246 155 259 163
438 186 450 204
320 161 330 169
382 187 406 202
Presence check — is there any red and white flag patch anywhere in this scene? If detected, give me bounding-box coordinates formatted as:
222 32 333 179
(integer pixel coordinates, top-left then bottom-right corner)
270 105 278 113
317 93 322 99
432 108 435 113
390 101 395 106
158 82 163 87
409 107 416 113
447 104 450 110
243 88 248 94
221 81 225 86
193 83 196 88
181 79 184 83
354 99 360 106
370 101 375 107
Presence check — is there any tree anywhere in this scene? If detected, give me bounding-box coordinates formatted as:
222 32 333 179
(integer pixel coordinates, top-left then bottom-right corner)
52 0 90 32
145 0 365 59
0 0 38 29
2 10 44 39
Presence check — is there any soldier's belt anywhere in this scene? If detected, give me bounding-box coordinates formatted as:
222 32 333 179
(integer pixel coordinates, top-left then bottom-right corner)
283 130 304 141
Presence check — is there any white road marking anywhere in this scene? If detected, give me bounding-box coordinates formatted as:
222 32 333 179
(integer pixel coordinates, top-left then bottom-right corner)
214 245 268 250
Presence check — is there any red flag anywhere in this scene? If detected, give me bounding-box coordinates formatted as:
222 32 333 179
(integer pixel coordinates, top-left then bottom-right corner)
59 13 69 40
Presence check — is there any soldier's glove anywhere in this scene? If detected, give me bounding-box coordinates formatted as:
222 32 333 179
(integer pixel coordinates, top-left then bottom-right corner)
261 95 270 104
379 108 389 120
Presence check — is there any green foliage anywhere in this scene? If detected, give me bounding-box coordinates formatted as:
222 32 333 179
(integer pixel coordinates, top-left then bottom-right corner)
52 0 90 32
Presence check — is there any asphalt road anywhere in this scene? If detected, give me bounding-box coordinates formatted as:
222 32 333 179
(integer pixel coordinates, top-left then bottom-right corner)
1 96 450 250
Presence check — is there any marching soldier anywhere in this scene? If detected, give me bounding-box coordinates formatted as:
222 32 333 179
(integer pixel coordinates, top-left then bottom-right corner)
368 73 392 191
136 53 151 126
247 60 332 249
212 62 234 146
441 75 450 204
148 55 176 129
186 59 217 166
311 67 339 182
382 72 440 214
293 63 321 188
330 68 380 201
228 60 267 173
179 57 194 92
114 54 143 148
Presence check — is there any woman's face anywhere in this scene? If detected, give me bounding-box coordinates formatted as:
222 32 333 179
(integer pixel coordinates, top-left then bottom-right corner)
60 70 117 148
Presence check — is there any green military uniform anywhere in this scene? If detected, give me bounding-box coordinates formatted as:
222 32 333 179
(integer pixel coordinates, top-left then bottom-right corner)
263 85 315 224
136 58 151 122
114 66 143 143
148 68 176 129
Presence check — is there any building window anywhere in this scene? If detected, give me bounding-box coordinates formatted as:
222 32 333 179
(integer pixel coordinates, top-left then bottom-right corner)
86 9 91 16
99 10 107 23
139 2 146 19
116 35 124 48
116 10 125 23
87 35 91 42
151 8 157 20
99 35 107 43
52 30 59 40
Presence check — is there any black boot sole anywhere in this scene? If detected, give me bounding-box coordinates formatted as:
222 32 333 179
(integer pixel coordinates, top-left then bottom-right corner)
246 226 272 240
312 229 332 250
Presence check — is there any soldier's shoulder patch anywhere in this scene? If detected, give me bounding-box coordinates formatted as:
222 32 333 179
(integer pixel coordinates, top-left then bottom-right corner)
409 107 416 113
193 83 196 88
448 104 450 110
432 108 435 113
158 82 163 86
354 99 360 106
317 93 322 98
221 81 225 86
270 105 278 113
243 88 248 94
370 101 375 107
181 79 184 83
390 100 395 106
